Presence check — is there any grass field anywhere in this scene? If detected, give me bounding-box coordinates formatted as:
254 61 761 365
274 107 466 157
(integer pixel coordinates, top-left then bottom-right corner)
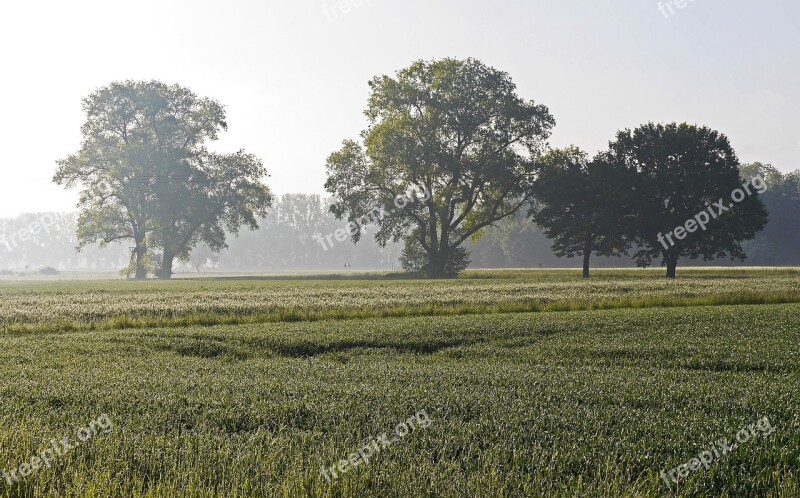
1 269 798 497
2 268 800 334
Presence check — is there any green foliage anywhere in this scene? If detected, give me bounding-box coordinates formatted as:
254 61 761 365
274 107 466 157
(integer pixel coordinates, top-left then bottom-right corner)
529 147 631 277
0 292 798 497
119 245 159 278
399 235 470 277
150 150 273 278
53 80 271 280
325 58 555 278
398 236 427 274
605 122 769 278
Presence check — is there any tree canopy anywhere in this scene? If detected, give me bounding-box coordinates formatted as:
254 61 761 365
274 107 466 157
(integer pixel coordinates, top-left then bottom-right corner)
605 122 768 278
47 75 791 280
324 58 555 277
529 147 630 278
54 80 271 279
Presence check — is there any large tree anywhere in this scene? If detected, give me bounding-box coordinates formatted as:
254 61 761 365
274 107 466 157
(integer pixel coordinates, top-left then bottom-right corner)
149 150 271 279
54 80 270 279
606 122 768 278
529 147 630 278
324 58 555 278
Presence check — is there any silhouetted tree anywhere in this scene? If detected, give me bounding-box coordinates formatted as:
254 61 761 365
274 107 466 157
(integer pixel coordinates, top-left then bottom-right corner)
529 147 630 278
606 123 768 278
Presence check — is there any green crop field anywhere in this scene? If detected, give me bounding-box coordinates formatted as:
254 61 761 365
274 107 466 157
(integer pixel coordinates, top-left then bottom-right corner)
1 269 799 497
2 268 800 334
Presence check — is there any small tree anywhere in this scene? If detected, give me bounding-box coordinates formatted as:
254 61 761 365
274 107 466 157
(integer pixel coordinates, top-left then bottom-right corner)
187 244 220 273
529 147 630 278
606 123 768 278
324 58 555 278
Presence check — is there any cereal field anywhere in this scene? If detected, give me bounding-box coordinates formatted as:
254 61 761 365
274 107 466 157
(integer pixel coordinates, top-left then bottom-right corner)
0 269 798 497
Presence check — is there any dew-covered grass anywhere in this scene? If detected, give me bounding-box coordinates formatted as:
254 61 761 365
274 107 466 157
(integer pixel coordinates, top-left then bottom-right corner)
0 302 798 497
1 268 799 334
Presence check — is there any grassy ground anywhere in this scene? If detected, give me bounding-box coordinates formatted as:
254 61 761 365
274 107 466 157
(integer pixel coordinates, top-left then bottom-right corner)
1 268 799 334
0 269 798 496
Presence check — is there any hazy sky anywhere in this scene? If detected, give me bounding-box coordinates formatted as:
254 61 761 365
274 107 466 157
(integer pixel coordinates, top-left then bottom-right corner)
1 0 797 217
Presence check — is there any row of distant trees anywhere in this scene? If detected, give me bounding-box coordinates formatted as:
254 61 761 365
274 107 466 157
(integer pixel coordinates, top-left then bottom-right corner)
4 179 799 274
50 58 796 279
0 213 128 272
0 197 399 274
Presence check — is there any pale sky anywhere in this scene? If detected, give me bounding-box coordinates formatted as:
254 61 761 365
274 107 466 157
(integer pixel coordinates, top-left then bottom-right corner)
1 0 797 217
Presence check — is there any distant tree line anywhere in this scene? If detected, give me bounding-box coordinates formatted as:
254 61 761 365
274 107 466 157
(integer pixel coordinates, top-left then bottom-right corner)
0 197 401 274
36 59 799 279
3 171 798 275
0 213 128 272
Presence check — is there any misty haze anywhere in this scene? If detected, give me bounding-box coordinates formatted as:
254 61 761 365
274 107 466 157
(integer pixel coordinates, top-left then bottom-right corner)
0 1 798 497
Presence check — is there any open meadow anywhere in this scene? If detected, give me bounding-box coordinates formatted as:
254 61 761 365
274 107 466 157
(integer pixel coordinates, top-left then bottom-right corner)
3 1 798 495
1 269 798 497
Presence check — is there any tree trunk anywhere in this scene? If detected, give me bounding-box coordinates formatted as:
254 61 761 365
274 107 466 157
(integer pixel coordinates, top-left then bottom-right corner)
582 251 591 279
666 255 678 279
134 237 147 280
582 237 594 279
159 252 174 280
434 226 451 279
425 248 449 279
